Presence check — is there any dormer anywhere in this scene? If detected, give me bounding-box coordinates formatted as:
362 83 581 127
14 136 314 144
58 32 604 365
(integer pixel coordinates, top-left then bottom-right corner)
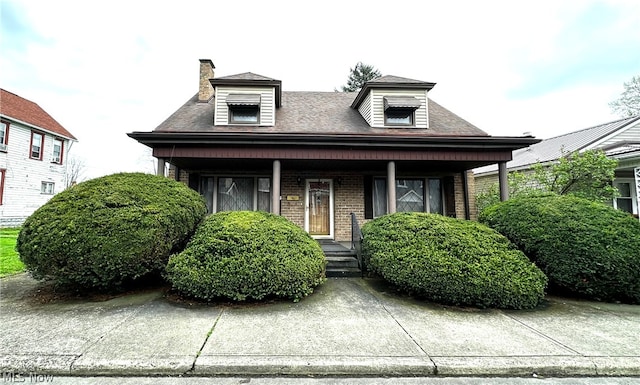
350 75 436 129
210 72 282 127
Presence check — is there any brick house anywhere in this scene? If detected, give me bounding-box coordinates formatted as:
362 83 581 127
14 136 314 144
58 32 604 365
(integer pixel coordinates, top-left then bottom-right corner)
129 59 537 248
0 89 77 227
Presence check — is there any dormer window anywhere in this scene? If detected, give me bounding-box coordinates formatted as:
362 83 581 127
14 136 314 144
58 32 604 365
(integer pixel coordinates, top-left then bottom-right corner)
227 94 260 124
384 96 420 126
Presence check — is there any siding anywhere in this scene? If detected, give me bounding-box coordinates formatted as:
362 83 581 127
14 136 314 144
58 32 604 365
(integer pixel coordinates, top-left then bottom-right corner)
370 89 428 128
357 92 372 126
214 86 276 126
0 121 68 226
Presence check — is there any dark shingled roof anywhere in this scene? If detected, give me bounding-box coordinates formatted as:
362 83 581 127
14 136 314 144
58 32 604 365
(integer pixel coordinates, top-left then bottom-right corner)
0 88 77 140
153 91 488 137
367 74 433 85
213 72 278 81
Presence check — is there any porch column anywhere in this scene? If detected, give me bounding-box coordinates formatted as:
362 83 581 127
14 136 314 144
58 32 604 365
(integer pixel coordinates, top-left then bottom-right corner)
156 158 166 177
498 161 509 201
272 160 281 215
387 161 396 214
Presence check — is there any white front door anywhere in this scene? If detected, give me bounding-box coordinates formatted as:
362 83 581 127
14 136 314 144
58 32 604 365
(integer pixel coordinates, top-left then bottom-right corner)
304 179 334 239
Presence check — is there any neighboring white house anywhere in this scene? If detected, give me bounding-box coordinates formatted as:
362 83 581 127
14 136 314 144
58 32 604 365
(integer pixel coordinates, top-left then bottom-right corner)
0 89 77 227
474 115 640 219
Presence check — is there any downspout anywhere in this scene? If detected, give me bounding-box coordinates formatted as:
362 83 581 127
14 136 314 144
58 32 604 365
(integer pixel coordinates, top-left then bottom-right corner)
462 171 470 220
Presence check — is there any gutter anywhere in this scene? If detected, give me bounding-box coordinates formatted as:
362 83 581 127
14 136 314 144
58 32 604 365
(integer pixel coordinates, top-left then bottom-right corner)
127 131 540 151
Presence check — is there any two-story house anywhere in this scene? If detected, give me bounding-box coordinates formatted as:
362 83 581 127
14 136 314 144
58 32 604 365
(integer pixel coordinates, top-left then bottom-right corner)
128 59 538 246
0 89 77 227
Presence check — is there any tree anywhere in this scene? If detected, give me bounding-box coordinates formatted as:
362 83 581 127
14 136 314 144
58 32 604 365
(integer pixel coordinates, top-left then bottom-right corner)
64 154 86 188
609 75 640 117
337 62 381 92
476 149 619 213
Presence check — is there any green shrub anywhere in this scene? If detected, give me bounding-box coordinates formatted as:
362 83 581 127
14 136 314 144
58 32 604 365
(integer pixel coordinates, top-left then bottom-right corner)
362 212 547 309
480 195 640 303
17 173 207 290
166 211 326 302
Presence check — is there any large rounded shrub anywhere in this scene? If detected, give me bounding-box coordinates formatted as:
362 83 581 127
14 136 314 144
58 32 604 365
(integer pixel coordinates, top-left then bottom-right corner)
362 213 547 309
480 195 640 303
166 211 326 302
17 172 207 290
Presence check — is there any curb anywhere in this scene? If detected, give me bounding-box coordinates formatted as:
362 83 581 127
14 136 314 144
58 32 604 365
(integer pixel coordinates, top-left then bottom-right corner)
3 354 640 377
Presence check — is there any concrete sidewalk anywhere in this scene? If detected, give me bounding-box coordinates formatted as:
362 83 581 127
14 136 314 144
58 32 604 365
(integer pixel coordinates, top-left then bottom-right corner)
0 274 638 378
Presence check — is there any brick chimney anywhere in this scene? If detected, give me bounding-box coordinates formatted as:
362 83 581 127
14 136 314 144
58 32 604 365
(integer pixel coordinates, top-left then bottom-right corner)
198 59 215 102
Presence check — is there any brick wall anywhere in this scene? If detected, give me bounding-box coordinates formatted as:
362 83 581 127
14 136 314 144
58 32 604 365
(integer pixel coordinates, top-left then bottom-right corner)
280 171 365 242
452 172 478 221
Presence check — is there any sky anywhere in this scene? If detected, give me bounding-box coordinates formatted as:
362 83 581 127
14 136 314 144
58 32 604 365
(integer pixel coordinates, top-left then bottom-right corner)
1 0 639 180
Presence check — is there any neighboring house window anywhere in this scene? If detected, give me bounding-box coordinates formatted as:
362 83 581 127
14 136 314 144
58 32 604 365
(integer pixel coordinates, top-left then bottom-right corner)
372 177 443 217
227 94 261 124
41 181 55 195
614 180 637 214
383 96 420 127
30 132 44 160
52 139 64 164
0 168 5 205
0 120 8 152
199 176 271 214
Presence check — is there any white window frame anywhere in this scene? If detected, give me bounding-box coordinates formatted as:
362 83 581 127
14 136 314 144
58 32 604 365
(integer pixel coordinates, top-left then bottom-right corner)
613 178 638 215
30 132 44 160
0 120 8 147
52 139 63 164
41 181 55 195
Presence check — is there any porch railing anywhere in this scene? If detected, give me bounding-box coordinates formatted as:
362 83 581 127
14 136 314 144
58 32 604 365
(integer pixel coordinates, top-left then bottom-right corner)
350 212 364 272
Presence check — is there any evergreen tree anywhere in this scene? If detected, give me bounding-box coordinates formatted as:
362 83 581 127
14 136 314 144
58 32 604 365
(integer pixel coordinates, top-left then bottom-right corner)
338 62 381 92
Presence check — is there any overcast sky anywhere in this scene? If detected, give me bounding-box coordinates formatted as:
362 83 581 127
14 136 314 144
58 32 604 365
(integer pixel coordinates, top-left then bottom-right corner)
1 0 639 180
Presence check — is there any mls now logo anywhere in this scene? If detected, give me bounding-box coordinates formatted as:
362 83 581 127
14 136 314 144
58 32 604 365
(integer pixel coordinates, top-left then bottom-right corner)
1 372 54 382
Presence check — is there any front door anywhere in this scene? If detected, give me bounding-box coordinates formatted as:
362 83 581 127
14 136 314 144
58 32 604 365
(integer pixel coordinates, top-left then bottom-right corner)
305 179 334 239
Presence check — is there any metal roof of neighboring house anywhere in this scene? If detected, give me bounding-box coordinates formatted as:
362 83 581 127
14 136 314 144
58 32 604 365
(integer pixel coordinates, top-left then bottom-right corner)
474 115 640 175
151 91 489 137
0 88 77 140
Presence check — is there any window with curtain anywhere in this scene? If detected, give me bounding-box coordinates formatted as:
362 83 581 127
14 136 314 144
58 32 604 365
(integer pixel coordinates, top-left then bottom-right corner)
217 177 254 211
200 177 215 214
199 176 271 213
257 177 271 212
372 177 443 217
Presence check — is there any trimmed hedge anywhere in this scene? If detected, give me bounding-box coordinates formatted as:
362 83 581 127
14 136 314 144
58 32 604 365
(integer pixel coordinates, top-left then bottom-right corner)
362 213 547 309
480 195 640 303
166 211 326 302
17 173 207 290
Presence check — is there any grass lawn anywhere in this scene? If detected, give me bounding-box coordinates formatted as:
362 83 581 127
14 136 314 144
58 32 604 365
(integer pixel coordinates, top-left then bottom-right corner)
0 228 24 277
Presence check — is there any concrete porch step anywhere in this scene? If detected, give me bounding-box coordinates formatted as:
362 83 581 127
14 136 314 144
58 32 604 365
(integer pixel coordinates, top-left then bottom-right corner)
325 255 359 269
326 267 362 278
318 240 362 277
